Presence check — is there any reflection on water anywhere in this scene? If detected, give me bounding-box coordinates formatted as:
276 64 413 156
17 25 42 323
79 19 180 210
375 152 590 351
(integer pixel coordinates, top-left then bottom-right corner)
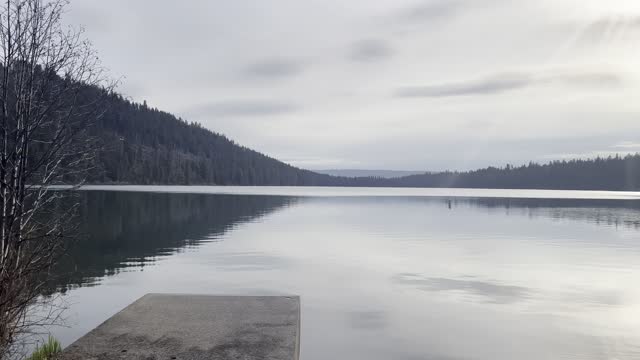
51 192 296 290
50 190 640 360
391 273 531 304
455 197 640 229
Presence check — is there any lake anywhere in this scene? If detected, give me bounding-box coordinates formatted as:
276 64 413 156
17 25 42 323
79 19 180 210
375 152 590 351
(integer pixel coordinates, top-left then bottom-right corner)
48 187 640 360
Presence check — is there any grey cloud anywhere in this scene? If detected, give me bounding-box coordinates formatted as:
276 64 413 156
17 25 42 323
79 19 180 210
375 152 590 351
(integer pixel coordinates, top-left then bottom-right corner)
556 72 622 87
244 59 305 79
396 0 503 25
185 101 298 119
401 0 462 23
563 290 623 307
580 16 640 43
392 273 531 304
350 39 393 62
396 73 531 98
396 71 622 98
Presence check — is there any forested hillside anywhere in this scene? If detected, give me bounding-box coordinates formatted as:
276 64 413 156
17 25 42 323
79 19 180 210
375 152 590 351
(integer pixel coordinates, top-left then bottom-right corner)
87 93 346 185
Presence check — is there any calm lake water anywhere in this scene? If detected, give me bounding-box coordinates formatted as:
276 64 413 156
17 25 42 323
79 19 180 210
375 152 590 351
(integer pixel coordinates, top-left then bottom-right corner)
49 187 640 360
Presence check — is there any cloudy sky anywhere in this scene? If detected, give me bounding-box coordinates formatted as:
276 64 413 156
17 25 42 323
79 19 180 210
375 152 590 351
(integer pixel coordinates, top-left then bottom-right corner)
66 0 640 171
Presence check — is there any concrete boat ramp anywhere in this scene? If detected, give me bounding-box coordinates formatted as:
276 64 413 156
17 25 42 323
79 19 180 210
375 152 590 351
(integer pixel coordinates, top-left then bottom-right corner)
61 294 300 360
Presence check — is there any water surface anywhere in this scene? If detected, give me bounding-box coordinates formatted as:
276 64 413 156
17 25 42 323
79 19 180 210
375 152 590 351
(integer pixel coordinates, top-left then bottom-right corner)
50 187 640 360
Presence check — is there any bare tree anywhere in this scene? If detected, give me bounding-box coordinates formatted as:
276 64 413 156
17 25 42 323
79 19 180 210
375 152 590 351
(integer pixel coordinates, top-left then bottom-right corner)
0 0 112 357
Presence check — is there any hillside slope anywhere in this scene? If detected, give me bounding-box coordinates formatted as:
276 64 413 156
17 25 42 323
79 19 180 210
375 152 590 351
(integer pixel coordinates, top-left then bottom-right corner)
88 94 346 186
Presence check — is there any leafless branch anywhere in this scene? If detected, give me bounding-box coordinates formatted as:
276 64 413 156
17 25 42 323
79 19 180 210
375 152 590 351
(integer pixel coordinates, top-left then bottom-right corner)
0 0 113 357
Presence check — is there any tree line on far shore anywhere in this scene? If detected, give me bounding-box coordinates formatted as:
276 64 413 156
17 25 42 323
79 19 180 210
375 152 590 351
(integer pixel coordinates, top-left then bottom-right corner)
387 156 640 191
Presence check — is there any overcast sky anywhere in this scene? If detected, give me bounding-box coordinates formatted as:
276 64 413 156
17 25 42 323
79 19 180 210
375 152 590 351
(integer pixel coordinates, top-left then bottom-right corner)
65 0 640 171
